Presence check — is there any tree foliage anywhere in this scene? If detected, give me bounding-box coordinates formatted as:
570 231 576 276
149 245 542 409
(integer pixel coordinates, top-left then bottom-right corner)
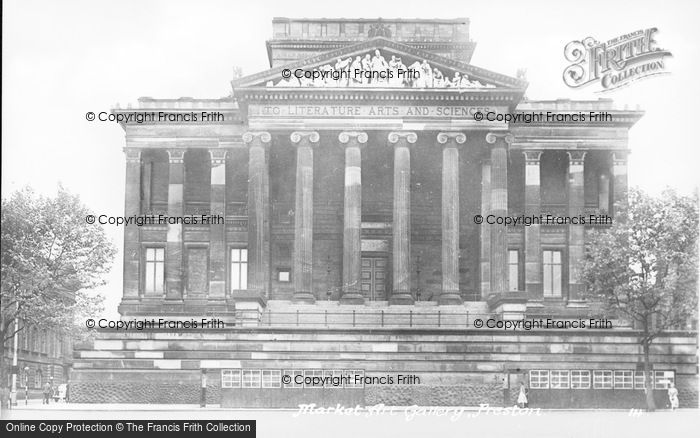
1 186 116 380
582 187 698 409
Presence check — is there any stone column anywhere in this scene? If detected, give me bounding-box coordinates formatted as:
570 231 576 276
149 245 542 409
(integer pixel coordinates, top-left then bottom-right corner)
524 151 543 298
208 148 227 304
388 131 417 305
243 132 271 299
165 149 186 300
122 148 142 302
437 132 465 305
291 131 319 303
611 151 629 216
339 131 367 304
480 159 492 299
567 151 586 306
486 133 513 296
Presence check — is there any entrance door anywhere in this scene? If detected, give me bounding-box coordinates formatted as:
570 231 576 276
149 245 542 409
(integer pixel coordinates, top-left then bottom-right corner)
361 257 387 301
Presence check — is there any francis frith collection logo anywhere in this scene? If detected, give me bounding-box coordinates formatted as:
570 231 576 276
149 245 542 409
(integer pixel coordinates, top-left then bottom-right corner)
563 27 672 92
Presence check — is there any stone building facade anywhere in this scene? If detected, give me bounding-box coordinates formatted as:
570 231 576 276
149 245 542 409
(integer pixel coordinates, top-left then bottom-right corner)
72 18 697 408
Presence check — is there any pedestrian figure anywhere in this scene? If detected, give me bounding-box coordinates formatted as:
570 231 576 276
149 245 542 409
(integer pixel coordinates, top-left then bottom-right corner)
42 381 52 404
667 382 679 410
517 382 528 408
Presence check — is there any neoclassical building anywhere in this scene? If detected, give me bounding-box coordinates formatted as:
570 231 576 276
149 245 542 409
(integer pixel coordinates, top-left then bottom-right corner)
72 18 697 408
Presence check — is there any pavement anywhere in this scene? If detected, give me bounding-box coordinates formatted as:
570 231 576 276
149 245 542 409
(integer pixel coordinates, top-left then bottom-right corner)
1 402 697 438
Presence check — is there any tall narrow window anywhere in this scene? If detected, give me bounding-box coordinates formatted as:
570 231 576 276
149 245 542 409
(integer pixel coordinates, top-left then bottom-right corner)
508 250 520 292
320 23 327 36
231 248 248 291
543 250 562 297
145 248 165 294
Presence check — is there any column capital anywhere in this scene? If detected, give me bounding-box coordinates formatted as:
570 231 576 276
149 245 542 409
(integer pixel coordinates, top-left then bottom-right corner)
611 150 629 165
242 131 271 146
208 149 228 164
388 131 417 145
290 131 320 146
338 131 368 146
567 150 587 165
437 132 466 146
523 150 543 164
124 148 141 163
167 149 186 164
485 132 514 146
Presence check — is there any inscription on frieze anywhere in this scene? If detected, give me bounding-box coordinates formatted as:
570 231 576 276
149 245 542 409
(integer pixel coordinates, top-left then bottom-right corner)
249 104 505 119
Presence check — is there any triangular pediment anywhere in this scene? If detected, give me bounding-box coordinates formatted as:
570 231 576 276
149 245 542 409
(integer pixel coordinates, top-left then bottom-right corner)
232 37 527 91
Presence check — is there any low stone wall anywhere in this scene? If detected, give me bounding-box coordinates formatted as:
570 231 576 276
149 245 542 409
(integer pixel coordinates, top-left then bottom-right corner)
70 327 698 408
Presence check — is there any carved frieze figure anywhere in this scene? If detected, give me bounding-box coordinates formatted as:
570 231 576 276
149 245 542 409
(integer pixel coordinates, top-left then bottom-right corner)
349 56 363 86
361 54 372 85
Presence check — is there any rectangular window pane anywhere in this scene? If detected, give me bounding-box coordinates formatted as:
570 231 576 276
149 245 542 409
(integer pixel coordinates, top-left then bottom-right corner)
508 250 519 292
634 372 646 390
145 263 155 292
551 370 570 389
262 370 281 388
614 371 633 389
553 263 562 296
654 371 675 389
240 262 247 289
154 263 164 293
241 249 248 262
283 370 303 389
593 370 613 389
232 264 241 289
242 370 261 388
221 370 241 388
529 370 549 389
571 370 590 389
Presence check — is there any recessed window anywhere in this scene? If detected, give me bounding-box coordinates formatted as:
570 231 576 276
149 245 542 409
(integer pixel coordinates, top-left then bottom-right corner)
529 370 549 389
614 370 633 389
145 247 165 294
345 370 364 388
634 371 646 390
571 370 591 389
221 369 241 388
654 370 675 389
262 370 281 388
283 370 303 389
543 250 562 297
550 370 570 389
230 248 248 291
508 249 520 292
593 370 613 389
241 370 261 388
278 268 291 283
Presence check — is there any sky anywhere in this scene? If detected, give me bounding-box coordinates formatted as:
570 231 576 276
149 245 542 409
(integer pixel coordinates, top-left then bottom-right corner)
3 0 699 318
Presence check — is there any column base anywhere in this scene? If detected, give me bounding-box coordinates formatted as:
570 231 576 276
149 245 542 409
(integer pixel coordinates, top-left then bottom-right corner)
340 293 365 305
292 292 316 304
389 293 414 305
566 300 589 309
487 292 528 321
438 292 463 305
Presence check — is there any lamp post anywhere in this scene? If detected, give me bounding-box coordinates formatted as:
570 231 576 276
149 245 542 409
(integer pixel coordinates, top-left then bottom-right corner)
24 366 29 405
9 304 19 406
200 369 207 408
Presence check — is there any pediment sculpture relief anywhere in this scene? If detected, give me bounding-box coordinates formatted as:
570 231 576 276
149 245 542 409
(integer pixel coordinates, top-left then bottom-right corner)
266 50 496 89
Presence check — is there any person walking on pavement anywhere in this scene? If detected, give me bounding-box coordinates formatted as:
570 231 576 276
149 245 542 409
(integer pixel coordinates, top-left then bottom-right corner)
42 381 52 404
667 382 679 410
517 382 529 408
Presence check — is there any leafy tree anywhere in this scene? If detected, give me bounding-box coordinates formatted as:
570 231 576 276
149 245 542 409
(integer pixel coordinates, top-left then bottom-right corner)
583 187 698 411
1 186 116 386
